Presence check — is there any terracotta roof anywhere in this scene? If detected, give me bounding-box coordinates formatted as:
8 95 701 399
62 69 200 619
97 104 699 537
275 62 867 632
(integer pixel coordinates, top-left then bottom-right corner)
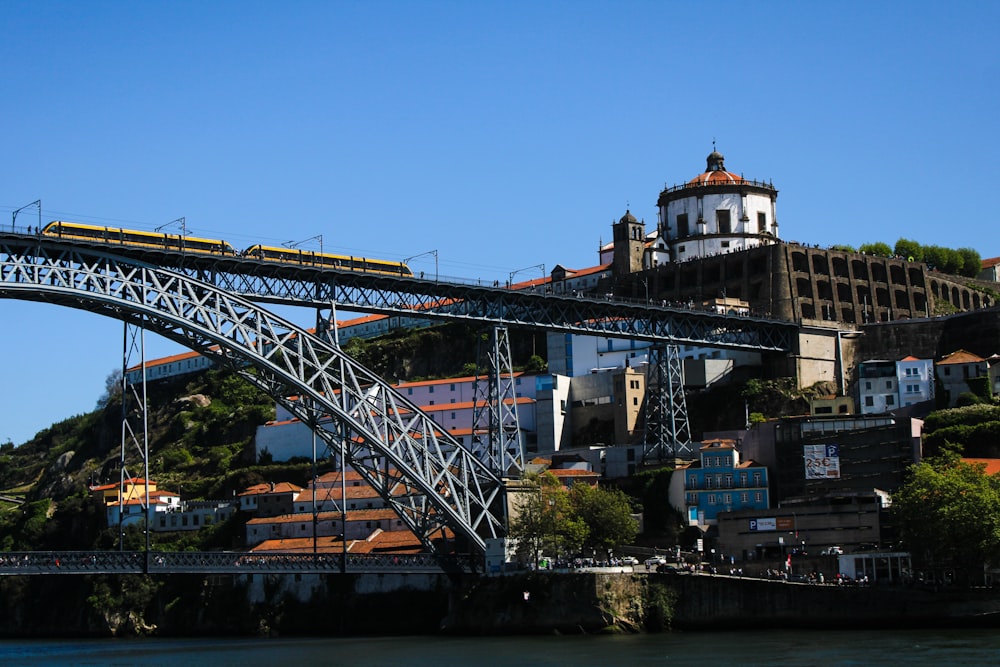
395 373 523 389
701 439 737 450
295 485 381 502
981 257 1000 269
238 482 302 497
938 349 985 365
687 169 746 186
963 458 1000 476
247 508 399 526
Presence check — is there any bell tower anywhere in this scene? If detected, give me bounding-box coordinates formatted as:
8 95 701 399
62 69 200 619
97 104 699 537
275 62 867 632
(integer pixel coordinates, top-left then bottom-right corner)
612 210 645 279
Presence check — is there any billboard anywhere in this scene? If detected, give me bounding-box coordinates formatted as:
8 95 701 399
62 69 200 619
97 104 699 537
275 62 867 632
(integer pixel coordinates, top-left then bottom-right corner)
804 443 840 479
748 517 776 532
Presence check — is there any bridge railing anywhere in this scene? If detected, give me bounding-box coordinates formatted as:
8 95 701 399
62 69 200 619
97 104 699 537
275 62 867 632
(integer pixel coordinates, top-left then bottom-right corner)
0 551 478 575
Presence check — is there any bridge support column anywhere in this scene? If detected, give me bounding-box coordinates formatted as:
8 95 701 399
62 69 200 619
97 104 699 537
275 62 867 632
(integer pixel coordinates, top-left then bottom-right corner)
643 344 692 463
119 320 150 568
472 326 524 479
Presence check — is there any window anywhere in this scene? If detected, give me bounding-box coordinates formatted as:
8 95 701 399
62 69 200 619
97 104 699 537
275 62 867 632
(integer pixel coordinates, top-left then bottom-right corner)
677 213 689 237
688 474 697 488
885 381 893 390
707 494 716 505
864 381 872 390
450 383 456 391
633 396 639 406
739 472 747 486
740 492 749 503
723 493 732 505
754 492 762 502
905 367 918 376
716 209 731 234
407 388 413 395
886 395 895 406
757 211 766 231
429 386 434 393
752 472 761 486
706 476 713 489
864 396 874 407
906 383 919 393
687 493 697 504
724 474 733 488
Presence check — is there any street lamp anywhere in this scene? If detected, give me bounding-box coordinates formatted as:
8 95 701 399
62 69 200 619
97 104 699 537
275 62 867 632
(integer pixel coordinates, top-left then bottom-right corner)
403 249 438 281
509 263 545 289
283 234 324 262
836 329 864 396
11 200 41 233
548 498 556 569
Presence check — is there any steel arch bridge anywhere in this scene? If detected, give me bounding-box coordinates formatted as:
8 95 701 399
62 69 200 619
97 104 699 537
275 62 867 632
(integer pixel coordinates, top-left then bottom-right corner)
0 234 506 555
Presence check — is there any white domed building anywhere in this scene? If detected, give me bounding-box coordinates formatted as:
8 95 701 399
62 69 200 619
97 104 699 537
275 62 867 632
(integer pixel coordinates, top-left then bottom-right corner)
657 150 779 262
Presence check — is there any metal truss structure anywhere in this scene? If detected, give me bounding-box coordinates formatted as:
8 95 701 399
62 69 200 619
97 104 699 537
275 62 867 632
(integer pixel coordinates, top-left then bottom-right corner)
642 345 693 462
119 321 150 555
46 236 798 352
0 235 505 555
471 326 524 478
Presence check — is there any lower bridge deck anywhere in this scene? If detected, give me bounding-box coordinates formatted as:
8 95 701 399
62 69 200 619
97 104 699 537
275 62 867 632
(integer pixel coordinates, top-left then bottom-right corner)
0 551 476 575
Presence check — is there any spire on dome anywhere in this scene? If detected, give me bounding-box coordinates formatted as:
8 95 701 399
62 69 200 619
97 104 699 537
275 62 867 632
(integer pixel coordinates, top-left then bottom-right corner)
706 149 725 172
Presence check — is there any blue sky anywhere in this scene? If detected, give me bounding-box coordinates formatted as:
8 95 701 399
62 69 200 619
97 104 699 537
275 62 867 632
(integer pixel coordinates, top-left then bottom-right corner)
1 1 998 445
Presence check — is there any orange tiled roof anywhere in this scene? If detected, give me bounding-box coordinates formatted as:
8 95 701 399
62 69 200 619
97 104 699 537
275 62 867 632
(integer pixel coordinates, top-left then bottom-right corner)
963 458 1000 476
938 349 985 365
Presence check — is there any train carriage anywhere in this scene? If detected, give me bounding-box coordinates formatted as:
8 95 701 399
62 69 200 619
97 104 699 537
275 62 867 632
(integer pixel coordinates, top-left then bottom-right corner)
242 244 412 276
41 221 237 255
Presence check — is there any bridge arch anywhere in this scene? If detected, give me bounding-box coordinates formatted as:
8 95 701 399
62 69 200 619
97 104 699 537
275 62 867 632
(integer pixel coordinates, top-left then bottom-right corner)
0 235 505 554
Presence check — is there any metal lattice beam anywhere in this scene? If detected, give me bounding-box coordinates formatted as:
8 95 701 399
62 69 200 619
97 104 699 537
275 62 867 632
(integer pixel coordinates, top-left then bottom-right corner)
0 237 504 554
643 345 692 462
471 326 524 477
14 233 798 352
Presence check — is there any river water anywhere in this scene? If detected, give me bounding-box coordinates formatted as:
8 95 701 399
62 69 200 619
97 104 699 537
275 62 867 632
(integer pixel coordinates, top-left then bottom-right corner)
2 629 998 667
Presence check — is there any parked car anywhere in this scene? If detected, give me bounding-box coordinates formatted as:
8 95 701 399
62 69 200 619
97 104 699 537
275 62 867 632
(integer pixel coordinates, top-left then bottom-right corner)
621 556 639 565
820 546 844 556
645 556 667 568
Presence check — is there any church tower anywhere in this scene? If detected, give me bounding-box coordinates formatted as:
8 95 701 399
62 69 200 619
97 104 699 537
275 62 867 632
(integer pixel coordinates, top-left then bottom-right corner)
657 150 779 262
612 210 645 280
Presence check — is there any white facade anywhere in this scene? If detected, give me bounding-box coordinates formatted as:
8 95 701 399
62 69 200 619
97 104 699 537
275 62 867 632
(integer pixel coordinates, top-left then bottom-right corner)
546 331 760 382
858 360 898 414
859 357 934 414
257 374 539 463
657 151 779 263
897 357 935 407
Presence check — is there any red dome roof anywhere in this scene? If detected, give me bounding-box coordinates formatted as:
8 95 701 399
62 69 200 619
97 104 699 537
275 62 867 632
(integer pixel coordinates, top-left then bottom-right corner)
686 150 746 186
687 169 746 186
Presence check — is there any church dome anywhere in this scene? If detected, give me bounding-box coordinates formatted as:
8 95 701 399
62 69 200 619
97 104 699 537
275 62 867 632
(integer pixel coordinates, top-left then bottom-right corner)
687 150 746 186
619 210 638 224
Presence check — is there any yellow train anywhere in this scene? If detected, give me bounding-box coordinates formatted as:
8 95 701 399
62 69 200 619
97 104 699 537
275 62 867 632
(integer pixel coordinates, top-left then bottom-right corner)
41 221 237 255
242 244 412 276
40 221 412 276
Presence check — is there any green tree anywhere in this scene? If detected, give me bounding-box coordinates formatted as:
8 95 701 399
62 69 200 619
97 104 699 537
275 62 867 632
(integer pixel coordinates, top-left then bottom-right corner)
957 247 982 277
923 245 947 271
892 452 1000 584
569 483 639 557
894 238 923 262
507 473 586 566
859 242 893 257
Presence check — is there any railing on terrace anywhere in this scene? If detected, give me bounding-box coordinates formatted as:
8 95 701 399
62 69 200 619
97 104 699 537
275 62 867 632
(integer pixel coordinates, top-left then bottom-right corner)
0 551 477 575
660 177 776 195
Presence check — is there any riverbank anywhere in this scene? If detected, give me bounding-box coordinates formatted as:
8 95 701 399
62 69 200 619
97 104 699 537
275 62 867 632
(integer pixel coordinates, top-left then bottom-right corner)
3 570 1000 638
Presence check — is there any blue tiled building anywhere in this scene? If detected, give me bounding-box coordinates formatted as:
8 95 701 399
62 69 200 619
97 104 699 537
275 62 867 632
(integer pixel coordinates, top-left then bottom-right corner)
674 440 770 527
